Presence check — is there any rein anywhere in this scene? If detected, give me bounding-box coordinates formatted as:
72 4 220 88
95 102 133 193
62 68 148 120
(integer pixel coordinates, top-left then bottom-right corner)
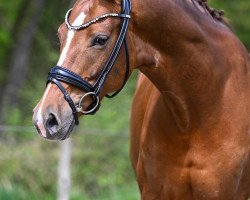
47 0 131 125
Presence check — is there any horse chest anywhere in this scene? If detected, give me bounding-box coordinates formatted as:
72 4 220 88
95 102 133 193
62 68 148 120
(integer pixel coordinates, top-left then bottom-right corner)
136 131 250 200
131 80 250 199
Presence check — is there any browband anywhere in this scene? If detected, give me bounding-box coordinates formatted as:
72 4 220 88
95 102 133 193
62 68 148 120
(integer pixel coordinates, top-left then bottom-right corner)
65 9 131 31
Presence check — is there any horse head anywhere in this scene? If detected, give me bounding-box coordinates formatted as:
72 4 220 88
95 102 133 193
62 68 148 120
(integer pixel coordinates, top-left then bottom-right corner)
33 0 135 140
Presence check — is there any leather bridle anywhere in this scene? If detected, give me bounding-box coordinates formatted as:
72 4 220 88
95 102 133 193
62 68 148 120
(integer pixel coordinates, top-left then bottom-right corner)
47 0 131 125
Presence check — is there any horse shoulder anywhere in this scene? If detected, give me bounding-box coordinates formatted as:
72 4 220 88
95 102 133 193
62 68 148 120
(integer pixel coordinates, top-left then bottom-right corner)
130 73 158 170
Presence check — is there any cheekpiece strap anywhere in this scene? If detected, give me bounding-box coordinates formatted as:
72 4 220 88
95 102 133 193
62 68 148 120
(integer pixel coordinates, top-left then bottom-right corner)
49 78 79 125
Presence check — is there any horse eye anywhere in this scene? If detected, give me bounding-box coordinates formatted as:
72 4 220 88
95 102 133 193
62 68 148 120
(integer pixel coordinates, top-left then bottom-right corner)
92 35 109 46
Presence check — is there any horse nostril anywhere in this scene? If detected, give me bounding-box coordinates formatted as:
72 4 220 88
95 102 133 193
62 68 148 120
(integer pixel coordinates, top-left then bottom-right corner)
46 113 60 136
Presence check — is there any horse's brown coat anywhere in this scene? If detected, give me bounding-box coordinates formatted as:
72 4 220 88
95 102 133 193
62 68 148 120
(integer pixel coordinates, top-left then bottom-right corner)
33 0 250 199
129 1 250 199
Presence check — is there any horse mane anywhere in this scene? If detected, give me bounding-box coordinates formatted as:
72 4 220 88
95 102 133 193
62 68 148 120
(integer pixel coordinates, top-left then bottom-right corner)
192 0 230 26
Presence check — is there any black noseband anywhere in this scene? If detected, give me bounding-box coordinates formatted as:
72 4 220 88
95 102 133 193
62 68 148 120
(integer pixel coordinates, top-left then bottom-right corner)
47 0 131 125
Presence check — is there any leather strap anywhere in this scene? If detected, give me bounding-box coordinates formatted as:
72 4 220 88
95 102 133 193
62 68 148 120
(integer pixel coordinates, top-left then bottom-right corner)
50 78 79 125
47 0 131 125
48 66 94 93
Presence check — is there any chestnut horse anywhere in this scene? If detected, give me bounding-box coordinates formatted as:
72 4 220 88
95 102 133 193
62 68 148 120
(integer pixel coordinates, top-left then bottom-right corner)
33 0 250 199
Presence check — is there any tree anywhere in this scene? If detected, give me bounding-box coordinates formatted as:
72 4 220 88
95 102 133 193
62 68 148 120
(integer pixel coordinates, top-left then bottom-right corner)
0 0 46 123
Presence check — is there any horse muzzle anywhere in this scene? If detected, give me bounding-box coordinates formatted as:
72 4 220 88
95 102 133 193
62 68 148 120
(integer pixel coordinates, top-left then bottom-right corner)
33 103 75 141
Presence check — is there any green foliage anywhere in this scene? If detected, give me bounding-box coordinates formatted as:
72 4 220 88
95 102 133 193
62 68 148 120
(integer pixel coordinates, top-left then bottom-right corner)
0 0 21 81
70 131 139 199
1 0 250 126
209 0 250 49
0 133 139 200
0 137 59 199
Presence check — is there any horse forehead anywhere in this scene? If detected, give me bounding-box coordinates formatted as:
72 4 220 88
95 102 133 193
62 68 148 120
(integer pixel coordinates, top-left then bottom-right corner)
73 0 113 16
71 7 89 21
73 0 94 14
72 12 87 26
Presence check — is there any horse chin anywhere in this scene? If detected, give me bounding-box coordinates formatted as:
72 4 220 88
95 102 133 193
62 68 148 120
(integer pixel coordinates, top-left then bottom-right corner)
59 118 76 141
45 116 76 141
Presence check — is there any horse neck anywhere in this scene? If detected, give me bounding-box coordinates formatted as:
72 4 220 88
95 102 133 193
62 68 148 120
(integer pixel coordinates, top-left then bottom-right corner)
130 0 250 132
131 0 229 55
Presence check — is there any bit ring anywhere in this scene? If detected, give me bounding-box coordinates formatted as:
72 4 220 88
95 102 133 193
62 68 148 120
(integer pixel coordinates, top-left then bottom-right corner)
77 92 100 115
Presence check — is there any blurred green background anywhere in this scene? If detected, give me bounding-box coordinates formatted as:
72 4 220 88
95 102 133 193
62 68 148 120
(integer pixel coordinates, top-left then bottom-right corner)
0 0 249 199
